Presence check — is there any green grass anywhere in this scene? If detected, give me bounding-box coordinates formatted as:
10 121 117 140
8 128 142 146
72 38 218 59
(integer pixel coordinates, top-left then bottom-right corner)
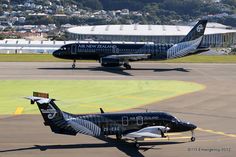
0 80 204 115
1 54 236 63
0 54 65 62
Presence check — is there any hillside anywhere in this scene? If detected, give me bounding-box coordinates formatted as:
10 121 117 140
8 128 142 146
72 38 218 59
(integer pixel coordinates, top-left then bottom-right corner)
7 0 236 26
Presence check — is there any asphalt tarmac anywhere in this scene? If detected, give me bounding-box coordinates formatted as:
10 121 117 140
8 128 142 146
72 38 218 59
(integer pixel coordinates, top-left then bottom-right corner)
0 62 236 157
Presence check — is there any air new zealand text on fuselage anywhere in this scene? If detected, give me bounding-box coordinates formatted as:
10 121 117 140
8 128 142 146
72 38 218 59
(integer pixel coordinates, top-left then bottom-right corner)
53 20 209 69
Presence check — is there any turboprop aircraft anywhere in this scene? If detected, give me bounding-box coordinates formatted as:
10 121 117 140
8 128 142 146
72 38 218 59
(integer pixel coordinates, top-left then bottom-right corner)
53 20 208 69
26 92 197 148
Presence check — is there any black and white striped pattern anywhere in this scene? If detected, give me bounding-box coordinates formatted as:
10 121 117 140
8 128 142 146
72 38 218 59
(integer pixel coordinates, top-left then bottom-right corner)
167 36 203 59
62 113 101 136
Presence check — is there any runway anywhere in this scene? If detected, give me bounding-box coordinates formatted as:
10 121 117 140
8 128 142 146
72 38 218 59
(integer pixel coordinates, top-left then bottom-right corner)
0 62 236 157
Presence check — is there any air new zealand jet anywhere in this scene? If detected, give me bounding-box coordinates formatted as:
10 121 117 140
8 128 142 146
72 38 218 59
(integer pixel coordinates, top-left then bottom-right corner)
53 20 209 69
26 92 197 148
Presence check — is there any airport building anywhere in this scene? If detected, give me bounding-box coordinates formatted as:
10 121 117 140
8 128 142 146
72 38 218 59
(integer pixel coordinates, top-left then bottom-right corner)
67 23 236 48
0 23 235 54
0 39 75 54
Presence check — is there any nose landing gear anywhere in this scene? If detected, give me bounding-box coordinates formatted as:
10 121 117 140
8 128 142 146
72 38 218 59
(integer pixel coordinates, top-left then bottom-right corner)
191 130 195 142
72 60 76 69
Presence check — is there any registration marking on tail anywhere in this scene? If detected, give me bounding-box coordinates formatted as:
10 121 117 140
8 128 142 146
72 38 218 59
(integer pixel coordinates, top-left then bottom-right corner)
14 107 24 115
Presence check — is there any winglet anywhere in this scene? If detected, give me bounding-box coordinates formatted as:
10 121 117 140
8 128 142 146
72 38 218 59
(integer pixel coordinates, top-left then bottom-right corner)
100 108 104 113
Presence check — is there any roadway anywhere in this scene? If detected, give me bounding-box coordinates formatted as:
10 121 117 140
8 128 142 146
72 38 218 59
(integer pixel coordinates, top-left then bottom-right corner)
0 62 236 157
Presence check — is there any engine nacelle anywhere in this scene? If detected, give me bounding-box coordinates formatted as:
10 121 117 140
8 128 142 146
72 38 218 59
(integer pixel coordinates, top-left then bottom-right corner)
100 58 123 67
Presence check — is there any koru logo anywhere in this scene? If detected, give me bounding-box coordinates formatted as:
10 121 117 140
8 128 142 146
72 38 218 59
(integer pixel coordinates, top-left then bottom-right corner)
196 24 204 32
40 104 57 119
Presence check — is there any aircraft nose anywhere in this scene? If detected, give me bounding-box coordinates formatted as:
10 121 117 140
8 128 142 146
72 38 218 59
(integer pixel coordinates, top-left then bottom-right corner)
53 50 59 58
189 123 197 130
180 122 197 131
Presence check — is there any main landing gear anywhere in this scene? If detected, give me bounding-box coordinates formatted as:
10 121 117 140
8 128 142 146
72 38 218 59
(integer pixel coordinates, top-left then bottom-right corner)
116 134 122 141
191 130 196 142
124 63 131 70
72 59 76 69
134 138 140 148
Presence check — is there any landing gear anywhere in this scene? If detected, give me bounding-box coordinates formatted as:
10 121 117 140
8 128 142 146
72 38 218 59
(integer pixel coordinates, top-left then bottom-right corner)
135 142 140 148
72 60 76 69
134 138 140 148
124 63 131 70
191 130 195 142
191 137 196 142
116 134 122 140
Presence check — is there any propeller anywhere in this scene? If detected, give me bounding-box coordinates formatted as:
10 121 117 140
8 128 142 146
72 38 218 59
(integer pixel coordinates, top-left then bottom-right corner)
164 123 171 133
164 123 171 140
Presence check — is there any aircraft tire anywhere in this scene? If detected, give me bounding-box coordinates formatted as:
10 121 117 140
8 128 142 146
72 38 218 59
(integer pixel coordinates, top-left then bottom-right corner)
124 64 131 70
191 137 195 142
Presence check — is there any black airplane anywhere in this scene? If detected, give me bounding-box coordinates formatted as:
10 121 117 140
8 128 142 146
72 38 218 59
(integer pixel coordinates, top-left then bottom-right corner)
26 92 197 148
53 20 209 69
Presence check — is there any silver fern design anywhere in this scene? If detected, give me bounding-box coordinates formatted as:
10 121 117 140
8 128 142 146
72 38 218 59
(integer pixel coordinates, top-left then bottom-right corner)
40 104 57 119
167 36 203 59
62 113 101 136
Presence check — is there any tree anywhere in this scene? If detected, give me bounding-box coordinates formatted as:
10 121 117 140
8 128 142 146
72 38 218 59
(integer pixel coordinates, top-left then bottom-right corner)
0 7 3 16
82 0 103 10
221 0 236 7
161 0 203 17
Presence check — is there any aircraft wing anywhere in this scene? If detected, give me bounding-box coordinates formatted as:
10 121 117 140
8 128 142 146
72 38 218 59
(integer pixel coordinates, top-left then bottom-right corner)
105 54 151 61
124 126 170 139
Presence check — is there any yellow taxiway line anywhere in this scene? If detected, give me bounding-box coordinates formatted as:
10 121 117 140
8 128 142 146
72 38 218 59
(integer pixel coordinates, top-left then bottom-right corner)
197 128 236 138
145 128 236 141
14 107 24 115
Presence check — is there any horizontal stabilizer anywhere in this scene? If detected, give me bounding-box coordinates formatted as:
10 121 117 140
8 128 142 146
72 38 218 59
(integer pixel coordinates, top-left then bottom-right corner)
25 92 55 104
25 96 54 104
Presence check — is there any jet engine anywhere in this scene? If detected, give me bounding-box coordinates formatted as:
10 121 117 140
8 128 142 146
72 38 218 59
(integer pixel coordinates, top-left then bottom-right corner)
100 57 123 67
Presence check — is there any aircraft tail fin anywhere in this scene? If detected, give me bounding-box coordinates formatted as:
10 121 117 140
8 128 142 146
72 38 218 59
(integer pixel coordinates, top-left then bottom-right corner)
25 92 77 136
167 20 208 59
181 20 207 42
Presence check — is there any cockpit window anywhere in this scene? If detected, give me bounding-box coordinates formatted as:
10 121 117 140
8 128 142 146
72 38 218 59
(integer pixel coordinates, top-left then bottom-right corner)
173 116 180 122
60 47 66 50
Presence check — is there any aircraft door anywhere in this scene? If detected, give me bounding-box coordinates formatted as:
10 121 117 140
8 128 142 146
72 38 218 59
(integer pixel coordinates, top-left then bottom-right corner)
71 44 77 55
122 116 128 126
136 116 143 126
